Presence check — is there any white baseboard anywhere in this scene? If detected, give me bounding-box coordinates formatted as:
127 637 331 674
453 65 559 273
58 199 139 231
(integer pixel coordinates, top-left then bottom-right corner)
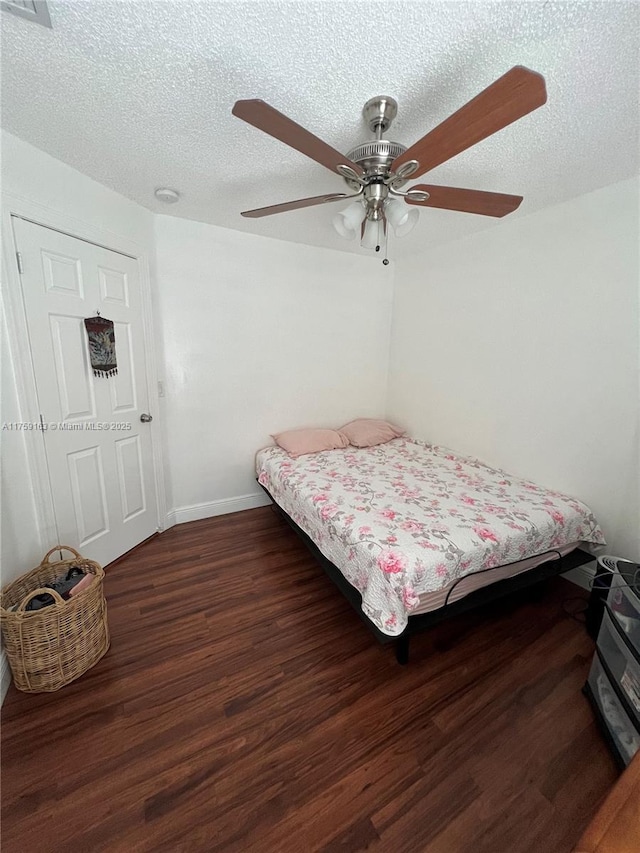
1 650 11 705
166 491 271 527
562 559 597 592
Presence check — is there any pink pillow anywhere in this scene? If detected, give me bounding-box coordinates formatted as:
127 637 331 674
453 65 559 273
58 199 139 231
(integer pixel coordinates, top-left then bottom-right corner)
272 428 349 458
339 418 404 448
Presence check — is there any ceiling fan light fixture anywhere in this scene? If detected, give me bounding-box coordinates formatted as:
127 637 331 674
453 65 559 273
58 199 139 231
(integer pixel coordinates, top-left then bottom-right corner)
332 201 365 240
385 200 419 237
233 67 547 255
361 218 384 251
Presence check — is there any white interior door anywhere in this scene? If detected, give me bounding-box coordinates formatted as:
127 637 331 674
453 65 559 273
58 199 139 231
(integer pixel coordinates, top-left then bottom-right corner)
13 217 158 566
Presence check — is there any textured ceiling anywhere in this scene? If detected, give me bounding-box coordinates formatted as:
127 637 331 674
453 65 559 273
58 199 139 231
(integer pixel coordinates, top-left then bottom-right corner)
2 1 639 256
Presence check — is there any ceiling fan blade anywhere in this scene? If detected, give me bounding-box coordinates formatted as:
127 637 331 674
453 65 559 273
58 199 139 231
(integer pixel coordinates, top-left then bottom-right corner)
405 185 523 217
233 99 364 178
241 193 350 218
392 66 547 179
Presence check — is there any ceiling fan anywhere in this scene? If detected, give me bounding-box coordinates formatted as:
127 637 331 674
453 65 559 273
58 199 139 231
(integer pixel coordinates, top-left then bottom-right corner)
232 66 547 255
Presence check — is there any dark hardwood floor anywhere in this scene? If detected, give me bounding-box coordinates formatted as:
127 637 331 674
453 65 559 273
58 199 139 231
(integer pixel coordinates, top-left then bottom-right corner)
1 507 617 852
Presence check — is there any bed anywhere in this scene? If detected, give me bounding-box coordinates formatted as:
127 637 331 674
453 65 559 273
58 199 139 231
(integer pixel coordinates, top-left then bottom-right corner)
256 437 605 662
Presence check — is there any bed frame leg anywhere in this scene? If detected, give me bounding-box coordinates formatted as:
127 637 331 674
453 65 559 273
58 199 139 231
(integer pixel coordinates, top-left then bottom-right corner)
396 634 410 665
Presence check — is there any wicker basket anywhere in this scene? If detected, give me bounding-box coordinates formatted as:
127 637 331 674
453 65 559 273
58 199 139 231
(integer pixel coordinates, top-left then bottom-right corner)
0 546 110 693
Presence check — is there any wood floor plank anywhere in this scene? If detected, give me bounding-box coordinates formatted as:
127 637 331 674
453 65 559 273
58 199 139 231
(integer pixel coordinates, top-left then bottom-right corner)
1 506 617 852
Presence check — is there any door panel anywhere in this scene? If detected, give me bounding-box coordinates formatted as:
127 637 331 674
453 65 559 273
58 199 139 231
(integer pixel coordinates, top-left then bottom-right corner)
108 323 137 413
14 217 158 566
115 435 146 521
42 250 84 297
67 445 110 545
49 313 97 420
98 266 129 305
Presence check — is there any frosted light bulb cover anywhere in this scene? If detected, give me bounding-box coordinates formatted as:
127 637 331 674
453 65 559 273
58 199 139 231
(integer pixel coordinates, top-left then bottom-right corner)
385 199 419 237
332 201 365 240
395 207 419 237
361 219 383 250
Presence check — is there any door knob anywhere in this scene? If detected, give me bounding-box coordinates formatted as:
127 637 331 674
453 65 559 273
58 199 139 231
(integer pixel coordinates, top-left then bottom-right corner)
140 413 153 423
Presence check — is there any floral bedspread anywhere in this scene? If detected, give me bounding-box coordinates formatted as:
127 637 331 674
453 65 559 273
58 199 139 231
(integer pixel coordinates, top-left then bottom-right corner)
256 438 605 636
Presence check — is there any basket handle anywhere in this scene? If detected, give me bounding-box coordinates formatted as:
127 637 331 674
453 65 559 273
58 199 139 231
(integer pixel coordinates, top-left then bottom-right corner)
17 587 66 612
40 545 83 565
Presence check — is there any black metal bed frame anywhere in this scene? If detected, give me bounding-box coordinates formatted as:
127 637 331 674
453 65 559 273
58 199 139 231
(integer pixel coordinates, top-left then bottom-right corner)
258 482 593 664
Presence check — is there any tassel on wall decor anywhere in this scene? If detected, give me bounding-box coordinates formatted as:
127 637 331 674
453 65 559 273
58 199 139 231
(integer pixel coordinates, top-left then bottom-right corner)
84 315 118 378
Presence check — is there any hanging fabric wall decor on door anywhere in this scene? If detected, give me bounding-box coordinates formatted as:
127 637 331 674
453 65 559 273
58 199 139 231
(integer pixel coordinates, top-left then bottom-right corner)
84 315 118 377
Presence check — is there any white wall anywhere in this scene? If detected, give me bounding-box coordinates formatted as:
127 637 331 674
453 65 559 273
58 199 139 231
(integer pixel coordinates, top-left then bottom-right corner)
154 215 393 520
388 177 640 560
0 130 156 585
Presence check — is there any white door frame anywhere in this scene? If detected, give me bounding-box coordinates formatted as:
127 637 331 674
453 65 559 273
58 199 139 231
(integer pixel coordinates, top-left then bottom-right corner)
1 192 168 557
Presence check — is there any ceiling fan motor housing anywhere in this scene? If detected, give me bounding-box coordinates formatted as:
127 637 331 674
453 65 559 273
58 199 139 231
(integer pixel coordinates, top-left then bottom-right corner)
344 140 407 190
